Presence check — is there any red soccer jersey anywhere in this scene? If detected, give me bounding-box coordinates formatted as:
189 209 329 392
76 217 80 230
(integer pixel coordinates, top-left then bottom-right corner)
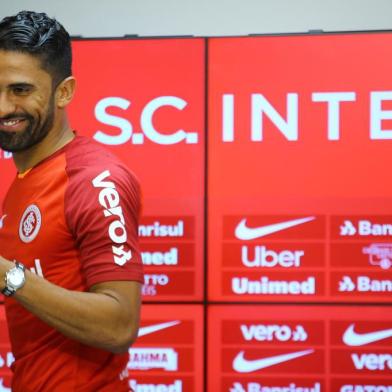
0 135 143 391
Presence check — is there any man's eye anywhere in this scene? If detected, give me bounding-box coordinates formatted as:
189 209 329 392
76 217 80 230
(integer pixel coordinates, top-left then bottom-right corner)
13 86 31 95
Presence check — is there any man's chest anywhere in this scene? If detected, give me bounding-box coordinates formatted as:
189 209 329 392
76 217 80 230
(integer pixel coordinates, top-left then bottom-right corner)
0 168 81 284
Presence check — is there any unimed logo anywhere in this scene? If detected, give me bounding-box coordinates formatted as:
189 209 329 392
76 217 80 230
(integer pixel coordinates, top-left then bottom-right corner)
94 96 199 145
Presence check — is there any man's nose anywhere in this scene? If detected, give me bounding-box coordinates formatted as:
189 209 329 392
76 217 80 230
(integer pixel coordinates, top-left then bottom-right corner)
0 92 17 118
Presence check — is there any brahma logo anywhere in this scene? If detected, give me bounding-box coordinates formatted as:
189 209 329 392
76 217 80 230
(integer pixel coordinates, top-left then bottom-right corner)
128 348 178 371
92 170 132 266
19 204 41 243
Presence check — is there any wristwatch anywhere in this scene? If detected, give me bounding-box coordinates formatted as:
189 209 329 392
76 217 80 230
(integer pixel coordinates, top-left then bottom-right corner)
2 262 26 297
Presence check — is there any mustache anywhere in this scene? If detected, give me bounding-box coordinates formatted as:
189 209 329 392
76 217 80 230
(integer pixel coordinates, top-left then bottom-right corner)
0 113 33 121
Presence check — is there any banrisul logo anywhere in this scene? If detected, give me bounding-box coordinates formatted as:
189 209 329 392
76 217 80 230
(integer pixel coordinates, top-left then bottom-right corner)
92 170 132 266
19 204 41 243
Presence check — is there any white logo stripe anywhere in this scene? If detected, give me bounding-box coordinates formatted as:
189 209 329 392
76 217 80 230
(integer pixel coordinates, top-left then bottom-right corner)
235 216 315 240
138 320 181 337
0 215 6 229
343 323 392 346
233 349 314 373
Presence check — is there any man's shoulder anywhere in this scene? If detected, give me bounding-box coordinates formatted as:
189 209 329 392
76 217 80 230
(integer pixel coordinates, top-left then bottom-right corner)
64 135 140 189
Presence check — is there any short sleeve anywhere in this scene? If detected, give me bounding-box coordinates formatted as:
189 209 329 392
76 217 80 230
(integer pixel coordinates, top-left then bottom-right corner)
64 163 144 288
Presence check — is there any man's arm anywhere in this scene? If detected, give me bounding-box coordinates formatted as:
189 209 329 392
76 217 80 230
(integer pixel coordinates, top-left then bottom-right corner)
0 256 141 353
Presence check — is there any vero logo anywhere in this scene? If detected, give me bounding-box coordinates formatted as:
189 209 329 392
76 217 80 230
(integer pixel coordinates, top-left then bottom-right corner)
0 215 6 229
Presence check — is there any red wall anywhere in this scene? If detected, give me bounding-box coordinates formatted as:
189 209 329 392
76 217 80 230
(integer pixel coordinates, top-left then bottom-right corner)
0 34 391 391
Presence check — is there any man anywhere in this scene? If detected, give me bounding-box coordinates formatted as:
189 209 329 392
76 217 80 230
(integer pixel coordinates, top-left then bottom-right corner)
0 11 143 392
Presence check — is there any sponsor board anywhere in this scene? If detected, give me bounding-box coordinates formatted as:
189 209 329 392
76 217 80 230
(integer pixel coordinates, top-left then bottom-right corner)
208 305 392 391
69 38 205 302
213 214 392 302
208 34 392 303
138 217 199 300
130 304 203 391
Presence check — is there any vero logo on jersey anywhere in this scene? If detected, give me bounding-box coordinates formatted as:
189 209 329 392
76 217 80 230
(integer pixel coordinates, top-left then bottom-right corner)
235 217 315 240
92 170 132 266
0 215 6 229
232 349 314 373
343 324 392 346
0 379 10 392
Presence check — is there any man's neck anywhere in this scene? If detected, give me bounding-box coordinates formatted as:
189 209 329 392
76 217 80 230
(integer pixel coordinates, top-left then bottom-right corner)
13 123 75 173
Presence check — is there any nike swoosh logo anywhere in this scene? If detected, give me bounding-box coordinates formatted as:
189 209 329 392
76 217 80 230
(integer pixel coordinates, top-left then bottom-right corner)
138 320 180 338
233 349 314 373
343 323 392 346
235 216 315 240
0 215 6 229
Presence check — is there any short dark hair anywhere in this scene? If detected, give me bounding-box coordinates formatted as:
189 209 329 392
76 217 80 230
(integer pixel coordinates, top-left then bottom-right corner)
0 11 72 85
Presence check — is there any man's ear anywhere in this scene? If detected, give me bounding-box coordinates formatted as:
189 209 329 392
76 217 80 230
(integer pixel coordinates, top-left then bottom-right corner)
55 76 76 108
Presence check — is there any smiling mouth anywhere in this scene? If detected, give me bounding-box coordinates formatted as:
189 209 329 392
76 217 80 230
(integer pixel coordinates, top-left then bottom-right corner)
0 118 27 131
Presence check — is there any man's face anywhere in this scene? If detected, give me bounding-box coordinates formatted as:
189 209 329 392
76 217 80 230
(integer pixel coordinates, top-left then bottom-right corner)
0 50 56 152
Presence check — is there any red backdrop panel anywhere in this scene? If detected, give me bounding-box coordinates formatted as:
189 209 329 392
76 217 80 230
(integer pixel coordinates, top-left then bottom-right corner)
208 305 392 391
69 38 206 302
0 303 204 392
207 34 392 303
130 304 204 391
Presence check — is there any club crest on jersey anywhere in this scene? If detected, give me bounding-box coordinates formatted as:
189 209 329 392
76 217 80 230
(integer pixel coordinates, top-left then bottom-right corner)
19 204 42 243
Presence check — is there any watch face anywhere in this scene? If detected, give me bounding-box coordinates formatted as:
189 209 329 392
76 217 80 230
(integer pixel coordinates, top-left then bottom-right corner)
9 268 24 287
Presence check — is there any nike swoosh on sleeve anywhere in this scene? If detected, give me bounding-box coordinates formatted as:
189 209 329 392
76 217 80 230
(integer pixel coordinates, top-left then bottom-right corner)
235 216 315 240
343 323 392 346
233 349 314 373
138 320 181 337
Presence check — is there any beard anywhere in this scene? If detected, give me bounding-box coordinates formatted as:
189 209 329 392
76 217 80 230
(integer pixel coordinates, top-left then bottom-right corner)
0 94 55 153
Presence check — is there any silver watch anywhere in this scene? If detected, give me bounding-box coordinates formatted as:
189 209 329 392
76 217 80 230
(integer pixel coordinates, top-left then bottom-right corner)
2 262 26 297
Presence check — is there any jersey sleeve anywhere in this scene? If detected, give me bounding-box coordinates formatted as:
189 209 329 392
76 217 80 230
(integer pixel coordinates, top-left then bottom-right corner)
64 163 144 288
